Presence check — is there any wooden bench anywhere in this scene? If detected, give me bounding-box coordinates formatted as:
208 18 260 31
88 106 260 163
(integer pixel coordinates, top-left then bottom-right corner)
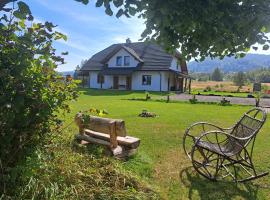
75 115 140 158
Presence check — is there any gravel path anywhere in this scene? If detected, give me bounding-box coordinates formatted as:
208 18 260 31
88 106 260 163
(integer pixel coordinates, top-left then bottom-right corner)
168 94 270 107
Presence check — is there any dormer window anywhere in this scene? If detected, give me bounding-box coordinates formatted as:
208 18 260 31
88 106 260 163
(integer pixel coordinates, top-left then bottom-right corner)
116 56 122 66
124 56 130 66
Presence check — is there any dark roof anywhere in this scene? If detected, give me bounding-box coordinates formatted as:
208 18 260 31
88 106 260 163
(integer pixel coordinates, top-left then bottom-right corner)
81 42 185 72
169 69 193 79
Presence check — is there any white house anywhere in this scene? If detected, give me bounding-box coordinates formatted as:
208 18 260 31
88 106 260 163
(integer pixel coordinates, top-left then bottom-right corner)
79 41 191 92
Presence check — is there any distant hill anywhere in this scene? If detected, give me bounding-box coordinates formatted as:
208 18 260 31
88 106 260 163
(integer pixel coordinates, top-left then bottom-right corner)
188 54 270 73
59 71 74 76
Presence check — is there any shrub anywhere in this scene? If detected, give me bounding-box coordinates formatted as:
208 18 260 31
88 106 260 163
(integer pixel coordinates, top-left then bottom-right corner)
0 2 78 193
145 91 151 101
219 97 231 106
204 86 212 92
166 95 170 103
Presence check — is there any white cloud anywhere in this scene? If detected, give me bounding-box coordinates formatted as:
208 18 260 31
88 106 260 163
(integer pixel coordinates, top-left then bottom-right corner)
35 0 98 23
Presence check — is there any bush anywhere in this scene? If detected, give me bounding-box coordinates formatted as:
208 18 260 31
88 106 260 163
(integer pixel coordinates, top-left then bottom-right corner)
219 97 231 106
145 91 151 101
0 2 78 194
204 86 212 92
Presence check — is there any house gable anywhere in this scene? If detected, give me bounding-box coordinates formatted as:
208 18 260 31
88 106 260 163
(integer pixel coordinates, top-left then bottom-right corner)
106 48 140 68
170 57 181 72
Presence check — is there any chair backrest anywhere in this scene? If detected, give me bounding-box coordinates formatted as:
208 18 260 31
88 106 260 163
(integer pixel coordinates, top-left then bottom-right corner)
227 108 266 151
88 116 127 137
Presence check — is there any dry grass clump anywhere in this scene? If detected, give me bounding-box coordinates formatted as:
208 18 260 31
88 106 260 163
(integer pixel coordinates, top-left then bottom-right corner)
4 133 159 200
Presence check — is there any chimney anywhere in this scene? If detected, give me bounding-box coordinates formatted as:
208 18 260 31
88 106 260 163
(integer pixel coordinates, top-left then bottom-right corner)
126 38 131 44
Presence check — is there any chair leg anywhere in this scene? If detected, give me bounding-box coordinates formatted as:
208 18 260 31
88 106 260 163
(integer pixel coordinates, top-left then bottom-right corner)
238 172 269 182
191 146 223 181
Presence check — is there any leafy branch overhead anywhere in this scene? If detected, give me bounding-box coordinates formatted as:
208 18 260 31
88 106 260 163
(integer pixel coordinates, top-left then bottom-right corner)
75 0 270 61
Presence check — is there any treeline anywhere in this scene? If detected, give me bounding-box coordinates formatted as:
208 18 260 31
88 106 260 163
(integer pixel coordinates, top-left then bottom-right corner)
191 67 270 84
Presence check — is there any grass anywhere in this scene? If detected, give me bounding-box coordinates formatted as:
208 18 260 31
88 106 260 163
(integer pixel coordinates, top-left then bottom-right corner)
191 81 253 93
192 90 251 98
13 89 270 199
191 81 270 98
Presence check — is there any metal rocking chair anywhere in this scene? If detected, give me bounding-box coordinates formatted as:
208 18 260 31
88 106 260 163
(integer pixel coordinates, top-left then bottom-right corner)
183 107 268 182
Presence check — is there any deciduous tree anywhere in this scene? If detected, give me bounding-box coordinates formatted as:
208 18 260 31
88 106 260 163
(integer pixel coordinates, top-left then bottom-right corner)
75 0 270 61
0 1 78 186
2 1 269 61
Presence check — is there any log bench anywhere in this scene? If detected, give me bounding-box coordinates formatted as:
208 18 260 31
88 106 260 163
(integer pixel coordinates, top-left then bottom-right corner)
75 115 140 158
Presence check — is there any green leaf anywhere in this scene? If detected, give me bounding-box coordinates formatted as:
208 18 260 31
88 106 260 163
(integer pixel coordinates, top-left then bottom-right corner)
45 22 54 32
13 10 24 19
96 0 103 7
113 0 123 8
116 9 124 18
74 0 89 4
261 26 267 33
18 20 25 29
263 44 269 50
252 46 258 51
18 1 31 15
105 6 113 16
129 7 136 16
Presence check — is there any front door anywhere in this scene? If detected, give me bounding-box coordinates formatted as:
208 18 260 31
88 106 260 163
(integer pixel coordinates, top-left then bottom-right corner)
113 76 119 89
126 76 132 90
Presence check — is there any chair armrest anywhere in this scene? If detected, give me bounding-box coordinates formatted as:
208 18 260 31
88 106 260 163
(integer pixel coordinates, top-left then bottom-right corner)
184 122 232 159
185 122 230 138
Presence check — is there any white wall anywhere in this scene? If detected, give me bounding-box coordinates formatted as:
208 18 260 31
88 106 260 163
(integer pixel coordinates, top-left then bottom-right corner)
131 71 170 92
90 71 172 91
89 72 112 89
103 75 113 89
89 71 100 89
170 57 181 72
107 48 139 68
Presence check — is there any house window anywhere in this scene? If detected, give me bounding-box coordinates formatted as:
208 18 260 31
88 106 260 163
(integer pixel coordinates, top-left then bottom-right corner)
124 56 130 66
97 74 104 84
142 75 151 85
116 56 122 66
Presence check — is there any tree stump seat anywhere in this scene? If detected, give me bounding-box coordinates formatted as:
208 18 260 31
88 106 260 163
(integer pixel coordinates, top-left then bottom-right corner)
75 115 140 158
84 129 140 149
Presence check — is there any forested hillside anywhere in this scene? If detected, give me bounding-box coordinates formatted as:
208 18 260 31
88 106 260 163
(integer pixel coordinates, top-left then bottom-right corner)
188 54 270 73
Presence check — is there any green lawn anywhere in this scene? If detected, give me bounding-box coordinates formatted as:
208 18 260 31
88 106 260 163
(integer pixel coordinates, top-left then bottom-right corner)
61 89 270 199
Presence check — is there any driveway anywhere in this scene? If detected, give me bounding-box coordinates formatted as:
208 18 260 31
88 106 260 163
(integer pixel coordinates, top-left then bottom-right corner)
168 94 270 107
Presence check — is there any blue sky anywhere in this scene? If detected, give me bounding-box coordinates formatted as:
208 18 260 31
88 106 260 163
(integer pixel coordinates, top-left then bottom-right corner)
25 1 270 72
25 0 145 71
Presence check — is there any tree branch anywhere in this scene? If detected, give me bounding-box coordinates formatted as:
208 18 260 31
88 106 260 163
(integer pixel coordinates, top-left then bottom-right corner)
0 0 16 11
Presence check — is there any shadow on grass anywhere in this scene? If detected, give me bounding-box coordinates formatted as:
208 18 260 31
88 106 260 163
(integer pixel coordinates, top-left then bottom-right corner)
179 167 259 200
78 88 169 96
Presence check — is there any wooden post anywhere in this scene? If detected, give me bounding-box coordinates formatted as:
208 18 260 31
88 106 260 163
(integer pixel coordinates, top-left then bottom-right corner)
74 112 85 135
82 74 85 88
184 78 187 92
188 78 191 94
109 122 118 148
